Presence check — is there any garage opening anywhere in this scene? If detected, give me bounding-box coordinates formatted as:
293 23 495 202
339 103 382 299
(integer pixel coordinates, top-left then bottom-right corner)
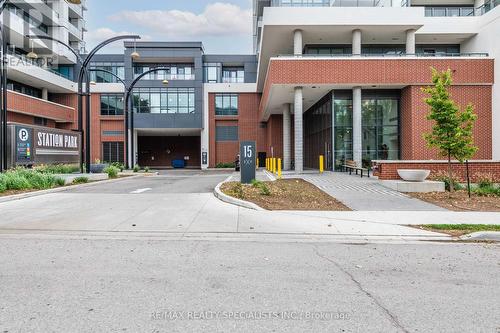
137 133 201 169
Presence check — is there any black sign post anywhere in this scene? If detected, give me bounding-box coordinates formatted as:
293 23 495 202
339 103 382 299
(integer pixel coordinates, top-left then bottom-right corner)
240 141 256 184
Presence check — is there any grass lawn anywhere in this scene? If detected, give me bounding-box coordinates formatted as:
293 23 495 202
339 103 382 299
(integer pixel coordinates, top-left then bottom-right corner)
417 224 500 236
220 179 351 211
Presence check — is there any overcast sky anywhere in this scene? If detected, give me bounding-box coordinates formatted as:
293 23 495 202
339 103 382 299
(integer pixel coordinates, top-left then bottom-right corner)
85 0 254 54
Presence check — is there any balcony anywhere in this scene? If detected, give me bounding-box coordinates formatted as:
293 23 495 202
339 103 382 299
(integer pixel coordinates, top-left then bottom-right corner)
7 90 75 123
271 0 383 6
277 52 489 58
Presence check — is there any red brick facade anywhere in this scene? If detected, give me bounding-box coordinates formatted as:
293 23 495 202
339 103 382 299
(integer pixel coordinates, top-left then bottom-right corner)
208 92 265 167
375 161 500 182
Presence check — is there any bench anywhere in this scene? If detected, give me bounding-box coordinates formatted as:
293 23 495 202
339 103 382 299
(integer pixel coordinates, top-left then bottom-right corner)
343 160 370 178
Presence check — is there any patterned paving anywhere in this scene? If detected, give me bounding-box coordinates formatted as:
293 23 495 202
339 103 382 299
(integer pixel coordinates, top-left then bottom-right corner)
283 171 444 211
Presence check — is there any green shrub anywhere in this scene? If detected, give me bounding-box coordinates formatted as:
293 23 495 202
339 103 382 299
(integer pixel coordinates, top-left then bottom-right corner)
144 166 150 173
0 177 7 193
34 164 80 174
474 185 500 197
109 162 125 172
103 166 119 178
3 173 32 190
233 182 244 199
56 177 65 187
216 162 235 169
251 179 271 196
474 172 496 189
72 176 89 184
133 165 140 173
431 171 463 192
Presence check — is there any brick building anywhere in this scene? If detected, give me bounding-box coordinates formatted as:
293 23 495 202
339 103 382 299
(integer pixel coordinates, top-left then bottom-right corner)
4 0 500 177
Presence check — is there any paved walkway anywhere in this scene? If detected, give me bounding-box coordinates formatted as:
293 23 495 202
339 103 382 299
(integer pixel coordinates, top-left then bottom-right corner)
285 171 445 211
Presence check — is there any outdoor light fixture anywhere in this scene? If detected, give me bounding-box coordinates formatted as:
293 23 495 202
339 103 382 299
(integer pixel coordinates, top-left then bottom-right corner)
27 40 38 59
162 79 169 85
131 38 140 60
90 81 97 85
67 0 82 4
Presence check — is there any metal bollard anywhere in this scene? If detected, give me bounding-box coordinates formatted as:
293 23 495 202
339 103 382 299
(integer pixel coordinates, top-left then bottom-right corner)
278 158 282 178
319 155 324 173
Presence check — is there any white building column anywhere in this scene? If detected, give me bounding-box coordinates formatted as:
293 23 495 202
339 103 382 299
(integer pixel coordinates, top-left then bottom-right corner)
42 88 48 100
352 29 362 56
406 29 416 55
352 87 362 166
293 29 303 56
133 130 138 167
294 87 303 173
282 103 292 170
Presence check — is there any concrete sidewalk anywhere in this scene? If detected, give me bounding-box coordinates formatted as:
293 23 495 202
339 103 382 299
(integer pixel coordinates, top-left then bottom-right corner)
1 190 498 241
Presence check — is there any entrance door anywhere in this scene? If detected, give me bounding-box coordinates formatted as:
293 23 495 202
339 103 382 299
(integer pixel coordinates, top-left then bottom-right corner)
258 152 266 167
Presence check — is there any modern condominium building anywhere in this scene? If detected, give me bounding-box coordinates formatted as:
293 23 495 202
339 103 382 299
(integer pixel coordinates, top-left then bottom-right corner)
5 0 500 178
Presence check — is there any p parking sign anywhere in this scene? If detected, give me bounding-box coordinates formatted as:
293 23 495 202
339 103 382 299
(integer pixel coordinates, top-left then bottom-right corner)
240 141 256 184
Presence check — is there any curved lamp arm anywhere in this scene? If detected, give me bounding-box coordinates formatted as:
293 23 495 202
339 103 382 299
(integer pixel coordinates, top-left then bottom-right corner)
125 67 170 107
88 68 126 86
26 34 83 64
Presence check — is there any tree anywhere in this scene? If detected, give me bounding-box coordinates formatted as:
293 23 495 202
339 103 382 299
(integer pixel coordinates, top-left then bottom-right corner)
422 68 478 192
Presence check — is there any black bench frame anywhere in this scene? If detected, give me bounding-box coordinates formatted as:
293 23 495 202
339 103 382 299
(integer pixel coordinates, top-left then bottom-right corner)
342 164 370 178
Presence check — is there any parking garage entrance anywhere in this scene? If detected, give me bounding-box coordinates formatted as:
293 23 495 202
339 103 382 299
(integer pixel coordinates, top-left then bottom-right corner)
137 133 200 169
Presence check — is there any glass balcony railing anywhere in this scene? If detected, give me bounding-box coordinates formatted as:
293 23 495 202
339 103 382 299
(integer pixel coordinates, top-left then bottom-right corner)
7 52 73 80
277 52 489 57
424 6 474 17
271 0 382 6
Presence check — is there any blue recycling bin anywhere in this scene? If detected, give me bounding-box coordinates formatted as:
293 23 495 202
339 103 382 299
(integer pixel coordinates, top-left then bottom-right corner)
172 159 185 168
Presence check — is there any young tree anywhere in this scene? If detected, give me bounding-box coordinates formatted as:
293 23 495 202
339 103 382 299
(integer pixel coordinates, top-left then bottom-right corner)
422 68 478 192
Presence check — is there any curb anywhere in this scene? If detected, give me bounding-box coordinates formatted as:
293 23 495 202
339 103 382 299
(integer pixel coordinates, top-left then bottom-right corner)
0 174 143 204
213 176 266 211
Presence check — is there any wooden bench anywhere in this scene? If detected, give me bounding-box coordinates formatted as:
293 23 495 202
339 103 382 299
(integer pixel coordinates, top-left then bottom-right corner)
343 160 370 178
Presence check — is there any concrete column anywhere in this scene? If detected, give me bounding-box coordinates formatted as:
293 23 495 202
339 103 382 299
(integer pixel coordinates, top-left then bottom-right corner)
294 87 303 173
282 103 292 171
352 29 362 56
42 88 48 100
352 87 362 166
293 30 303 56
406 29 416 55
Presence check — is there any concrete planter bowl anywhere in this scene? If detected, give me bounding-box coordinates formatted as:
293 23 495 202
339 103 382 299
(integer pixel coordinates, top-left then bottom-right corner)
397 169 431 182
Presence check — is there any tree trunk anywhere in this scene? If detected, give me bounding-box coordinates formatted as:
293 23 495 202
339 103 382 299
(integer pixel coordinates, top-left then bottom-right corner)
448 151 454 192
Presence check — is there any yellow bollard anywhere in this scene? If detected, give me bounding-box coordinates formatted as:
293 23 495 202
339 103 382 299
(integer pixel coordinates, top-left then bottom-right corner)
256 158 259 169
265 158 268 171
278 158 282 179
319 155 324 173
272 158 276 174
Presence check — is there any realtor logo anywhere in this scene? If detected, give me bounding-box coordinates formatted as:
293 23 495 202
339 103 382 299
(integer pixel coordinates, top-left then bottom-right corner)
19 128 29 142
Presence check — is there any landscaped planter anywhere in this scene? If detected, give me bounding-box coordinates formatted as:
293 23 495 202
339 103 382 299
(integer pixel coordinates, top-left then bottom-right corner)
397 169 431 182
90 163 108 173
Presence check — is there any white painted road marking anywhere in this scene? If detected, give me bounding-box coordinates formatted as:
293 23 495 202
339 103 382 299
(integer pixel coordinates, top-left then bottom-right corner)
130 188 152 194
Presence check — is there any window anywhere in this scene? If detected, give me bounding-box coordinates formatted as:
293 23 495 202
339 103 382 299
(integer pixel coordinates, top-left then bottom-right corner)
215 94 238 116
102 131 124 136
222 67 245 83
102 142 124 163
7 80 42 98
100 94 124 116
216 126 239 141
89 62 125 83
132 88 196 114
133 64 195 80
204 63 222 83
34 117 48 126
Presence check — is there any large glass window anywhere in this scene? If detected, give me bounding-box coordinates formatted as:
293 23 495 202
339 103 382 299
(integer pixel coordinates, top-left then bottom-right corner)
102 142 124 163
132 88 195 114
100 94 124 116
222 67 245 83
204 63 222 83
133 64 195 80
90 62 125 83
361 99 399 166
333 99 353 169
215 94 238 116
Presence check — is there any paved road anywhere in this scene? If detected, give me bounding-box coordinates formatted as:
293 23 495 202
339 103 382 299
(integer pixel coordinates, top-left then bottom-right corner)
0 237 498 333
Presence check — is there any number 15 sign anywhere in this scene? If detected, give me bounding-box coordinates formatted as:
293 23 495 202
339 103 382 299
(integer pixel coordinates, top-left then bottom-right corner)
240 141 256 184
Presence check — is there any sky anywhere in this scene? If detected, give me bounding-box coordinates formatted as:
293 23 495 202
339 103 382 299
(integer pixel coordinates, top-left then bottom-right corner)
85 0 254 55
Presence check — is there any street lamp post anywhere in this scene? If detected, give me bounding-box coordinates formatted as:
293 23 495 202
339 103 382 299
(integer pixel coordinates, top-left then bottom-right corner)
0 0 8 172
90 68 169 168
79 35 140 173
124 68 169 168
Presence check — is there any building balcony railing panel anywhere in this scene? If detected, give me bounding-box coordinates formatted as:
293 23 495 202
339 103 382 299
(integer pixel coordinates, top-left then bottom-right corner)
7 90 75 123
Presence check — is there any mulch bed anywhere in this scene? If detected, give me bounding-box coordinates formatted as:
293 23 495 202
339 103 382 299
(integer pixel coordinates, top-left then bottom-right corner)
410 191 500 212
220 178 351 211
